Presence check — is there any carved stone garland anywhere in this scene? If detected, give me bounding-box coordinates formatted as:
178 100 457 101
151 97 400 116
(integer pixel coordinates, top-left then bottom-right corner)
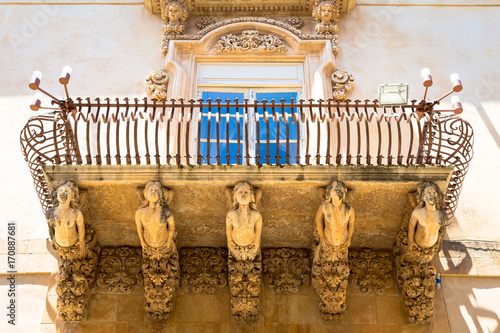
136 181 180 320
180 247 228 293
226 182 263 321
349 249 393 295
145 70 168 101
196 16 216 30
214 30 287 54
332 70 355 101
394 182 447 324
97 247 143 293
262 248 311 293
46 181 99 321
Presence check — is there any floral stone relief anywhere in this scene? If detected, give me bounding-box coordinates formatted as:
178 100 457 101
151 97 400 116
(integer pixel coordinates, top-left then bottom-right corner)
46 181 99 321
96 247 143 293
394 182 447 324
136 181 179 320
180 247 228 293
214 30 287 54
312 180 355 321
263 248 311 293
226 182 263 321
349 249 393 295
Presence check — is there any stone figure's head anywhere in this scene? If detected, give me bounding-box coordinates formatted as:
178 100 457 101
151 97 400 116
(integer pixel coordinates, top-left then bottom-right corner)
164 1 187 25
416 182 444 210
313 0 338 25
143 181 168 208
232 182 256 209
325 180 347 204
54 181 79 208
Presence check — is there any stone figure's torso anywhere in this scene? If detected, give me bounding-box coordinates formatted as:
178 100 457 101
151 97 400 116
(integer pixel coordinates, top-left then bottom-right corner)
138 206 171 248
413 208 443 248
228 209 260 247
322 203 351 247
49 207 80 248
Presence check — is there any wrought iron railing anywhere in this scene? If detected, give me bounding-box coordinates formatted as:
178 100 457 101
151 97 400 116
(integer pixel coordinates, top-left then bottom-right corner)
20 98 473 219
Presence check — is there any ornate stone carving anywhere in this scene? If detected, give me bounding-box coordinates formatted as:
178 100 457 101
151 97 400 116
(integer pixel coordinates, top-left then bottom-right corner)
263 248 311 293
97 247 142 293
214 30 287 54
226 182 262 321
136 181 179 320
332 70 355 101
145 70 168 101
283 16 304 29
394 182 447 324
46 181 99 321
349 249 393 295
162 0 188 35
196 16 216 30
312 180 354 321
313 0 339 35
180 247 228 293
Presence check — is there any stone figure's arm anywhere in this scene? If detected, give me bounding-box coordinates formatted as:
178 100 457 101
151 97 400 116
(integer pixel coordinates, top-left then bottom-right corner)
254 213 263 250
315 205 325 243
76 211 86 254
226 214 236 249
346 207 355 247
45 210 56 246
135 211 146 248
166 213 175 248
408 212 418 248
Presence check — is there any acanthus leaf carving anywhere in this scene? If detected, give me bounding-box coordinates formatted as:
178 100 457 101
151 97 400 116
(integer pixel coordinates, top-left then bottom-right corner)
332 70 355 101
262 248 311 293
96 247 143 293
228 258 262 321
214 30 287 54
348 249 393 295
145 70 168 101
394 182 447 324
47 181 99 321
196 16 216 30
283 16 304 29
180 247 228 293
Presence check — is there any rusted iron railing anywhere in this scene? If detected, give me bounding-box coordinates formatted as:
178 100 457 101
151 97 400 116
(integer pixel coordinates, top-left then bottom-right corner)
20 98 473 219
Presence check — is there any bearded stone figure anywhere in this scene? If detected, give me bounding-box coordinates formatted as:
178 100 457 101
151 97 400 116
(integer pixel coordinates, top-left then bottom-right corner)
136 181 179 320
394 181 447 324
226 182 263 321
312 180 354 321
46 181 99 321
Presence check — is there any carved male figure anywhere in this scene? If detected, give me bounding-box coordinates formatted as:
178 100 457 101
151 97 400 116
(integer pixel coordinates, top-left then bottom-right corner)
135 181 175 251
314 180 355 261
226 182 262 261
46 181 86 257
313 0 339 34
408 182 447 249
162 0 188 34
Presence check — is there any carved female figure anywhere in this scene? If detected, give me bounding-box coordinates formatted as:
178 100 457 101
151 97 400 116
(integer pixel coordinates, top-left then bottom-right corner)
314 180 355 262
408 182 447 249
313 0 339 34
46 181 86 257
135 181 175 252
226 182 262 261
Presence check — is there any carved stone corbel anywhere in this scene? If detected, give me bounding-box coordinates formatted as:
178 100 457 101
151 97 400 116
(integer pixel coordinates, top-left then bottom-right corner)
145 70 168 101
332 70 355 101
46 181 99 321
226 182 263 321
312 180 354 321
136 181 179 320
263 248 311 293
394 182 447 324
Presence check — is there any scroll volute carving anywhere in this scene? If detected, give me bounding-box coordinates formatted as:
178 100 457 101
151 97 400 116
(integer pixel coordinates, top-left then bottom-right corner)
136 181 179 320
145 70 168 101
226 182 263 321
394 182 447 324
162 0 188 35
46 181 99 321
332 70 355 101
313 0 339 35
312 180 354 321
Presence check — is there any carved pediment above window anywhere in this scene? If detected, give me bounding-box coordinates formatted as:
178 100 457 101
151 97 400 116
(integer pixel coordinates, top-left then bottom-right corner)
214 30 287 54
145 0 356 16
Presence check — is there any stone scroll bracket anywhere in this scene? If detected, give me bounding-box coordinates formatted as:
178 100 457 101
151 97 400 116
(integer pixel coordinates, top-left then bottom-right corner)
145 70 169 101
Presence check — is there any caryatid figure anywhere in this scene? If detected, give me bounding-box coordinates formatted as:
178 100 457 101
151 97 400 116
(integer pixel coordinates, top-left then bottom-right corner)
226 182 263 261
135 181 175 252
314 180 355 262
408 182 447 249
46 181 86 257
